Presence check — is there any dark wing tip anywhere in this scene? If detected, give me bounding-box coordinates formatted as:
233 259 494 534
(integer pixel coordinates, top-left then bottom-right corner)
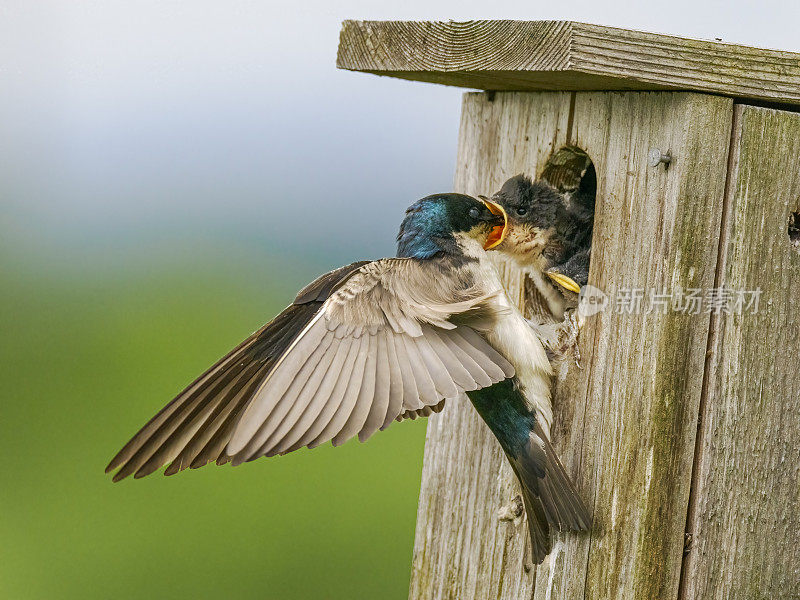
163 461 182 477
107 452 134 481
105 443 135 475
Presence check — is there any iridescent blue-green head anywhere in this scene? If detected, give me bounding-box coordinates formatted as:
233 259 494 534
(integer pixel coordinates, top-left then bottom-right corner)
396 193 507 260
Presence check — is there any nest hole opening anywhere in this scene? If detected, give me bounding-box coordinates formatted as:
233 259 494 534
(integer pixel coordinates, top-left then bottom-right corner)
521 146 597 321
537 145 597 281
539 146 597 210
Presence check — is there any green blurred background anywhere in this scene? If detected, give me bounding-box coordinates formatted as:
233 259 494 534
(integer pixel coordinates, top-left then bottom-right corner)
4 2 798 598
0 241 430 599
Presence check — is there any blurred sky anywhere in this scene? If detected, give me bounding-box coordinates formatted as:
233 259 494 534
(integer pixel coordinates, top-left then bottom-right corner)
2 0 800 272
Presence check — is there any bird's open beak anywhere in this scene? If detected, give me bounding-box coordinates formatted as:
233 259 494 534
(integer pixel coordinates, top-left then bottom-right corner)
479 196 508 250
545 271 581 293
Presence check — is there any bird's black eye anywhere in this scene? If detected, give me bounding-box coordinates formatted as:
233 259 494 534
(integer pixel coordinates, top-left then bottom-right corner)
515 207 528 217
468 207 481 219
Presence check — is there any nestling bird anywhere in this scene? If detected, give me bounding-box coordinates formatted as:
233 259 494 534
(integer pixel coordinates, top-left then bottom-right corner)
106 193 589 563
488 155 595 366
490 152 595 320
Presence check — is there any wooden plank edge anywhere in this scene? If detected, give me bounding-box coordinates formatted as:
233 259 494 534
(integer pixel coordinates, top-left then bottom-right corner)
336 20 800 107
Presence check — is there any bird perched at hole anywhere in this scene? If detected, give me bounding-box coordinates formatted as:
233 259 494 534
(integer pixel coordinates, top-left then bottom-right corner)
490 151 595 321
106 193 589 564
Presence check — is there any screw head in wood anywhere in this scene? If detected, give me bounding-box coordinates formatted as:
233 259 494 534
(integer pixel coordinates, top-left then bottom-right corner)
648 148 672 168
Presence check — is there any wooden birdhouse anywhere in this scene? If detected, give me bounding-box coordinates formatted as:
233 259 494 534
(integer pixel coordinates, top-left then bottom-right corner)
337 21 800 600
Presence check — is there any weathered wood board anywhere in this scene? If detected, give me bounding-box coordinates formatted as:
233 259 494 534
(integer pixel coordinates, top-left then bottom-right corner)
408 91 735 600
337 21 800 108
679 105 800 600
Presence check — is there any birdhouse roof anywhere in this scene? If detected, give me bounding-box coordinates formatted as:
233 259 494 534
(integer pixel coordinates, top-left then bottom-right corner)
337 20 800 107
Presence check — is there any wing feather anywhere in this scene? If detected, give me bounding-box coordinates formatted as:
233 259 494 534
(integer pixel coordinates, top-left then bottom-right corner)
176 362 274 472
139 363 264 478
424 327 478 391
107 329 264 475
277 335 360 455
437 329 494 388
331 333 377 446
227 313 329 455
184 360 280 471
380 330 405 430
113 358 256 481
399 335 437 408
358 332 390 442
252 333 343 458
412 332 459 399
453 327 515 379
227 319 332 461
397 398 448 422
307 333 370 449
445 329 507 382
391 333 421 414
241 331 337 460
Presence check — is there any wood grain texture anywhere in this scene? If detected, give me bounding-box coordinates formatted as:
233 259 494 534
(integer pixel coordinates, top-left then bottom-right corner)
337 20 800 107
679 105 800 600
554 91 733 600
408 91 735 600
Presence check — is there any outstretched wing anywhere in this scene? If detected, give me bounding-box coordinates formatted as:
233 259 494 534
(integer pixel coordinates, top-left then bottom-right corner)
107 258 514 481
105 261 370 481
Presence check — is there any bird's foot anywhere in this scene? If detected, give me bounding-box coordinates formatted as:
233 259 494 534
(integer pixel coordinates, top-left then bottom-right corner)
497 494 524 522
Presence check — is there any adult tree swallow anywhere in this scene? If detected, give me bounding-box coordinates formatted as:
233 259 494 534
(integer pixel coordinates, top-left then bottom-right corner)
107 193 589 563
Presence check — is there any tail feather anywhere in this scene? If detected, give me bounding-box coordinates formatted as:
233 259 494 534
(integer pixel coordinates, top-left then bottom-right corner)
507 422 591 564
466 381 589 563
519 488 551 564
539 428 591 530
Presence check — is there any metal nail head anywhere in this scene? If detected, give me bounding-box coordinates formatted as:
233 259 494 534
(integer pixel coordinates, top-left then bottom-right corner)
648 148 672 168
